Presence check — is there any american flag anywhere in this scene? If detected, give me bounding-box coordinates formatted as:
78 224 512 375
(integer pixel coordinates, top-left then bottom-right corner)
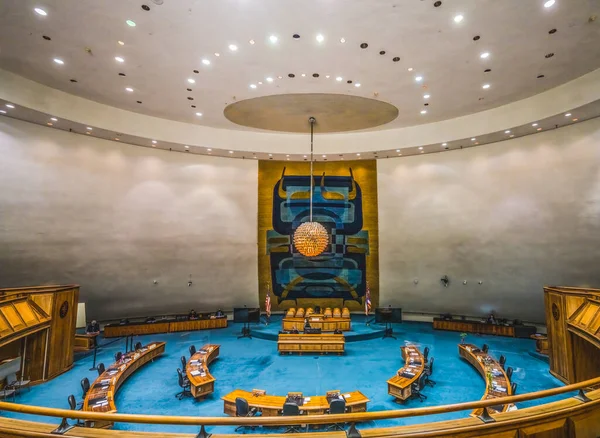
365 282 372 316
265 285 272 317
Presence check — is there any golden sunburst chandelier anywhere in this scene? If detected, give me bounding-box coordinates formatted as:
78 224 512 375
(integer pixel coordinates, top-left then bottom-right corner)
293 117 329 257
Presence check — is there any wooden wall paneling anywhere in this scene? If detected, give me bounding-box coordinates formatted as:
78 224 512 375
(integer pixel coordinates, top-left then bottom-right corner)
46 288 78 379
570 333 600 383
545 291 573 383
518 418 568 438
565 295 589 319
23 329 48 383
30 293 53 315
568 406 600 438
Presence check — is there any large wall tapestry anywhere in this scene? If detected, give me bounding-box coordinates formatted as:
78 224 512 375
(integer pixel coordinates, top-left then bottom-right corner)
258 160 379 312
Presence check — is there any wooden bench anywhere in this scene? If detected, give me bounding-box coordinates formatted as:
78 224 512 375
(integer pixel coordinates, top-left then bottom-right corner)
277 333 345 355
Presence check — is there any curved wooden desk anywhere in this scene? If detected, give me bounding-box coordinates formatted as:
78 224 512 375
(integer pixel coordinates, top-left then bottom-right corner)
222 389 369 417
387 345 425 401
283 307 351 332
83 341 165 428
458 343 512 416
185 344 219 399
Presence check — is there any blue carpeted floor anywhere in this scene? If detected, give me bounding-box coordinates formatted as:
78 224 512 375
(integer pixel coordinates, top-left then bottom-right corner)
3 318 567 435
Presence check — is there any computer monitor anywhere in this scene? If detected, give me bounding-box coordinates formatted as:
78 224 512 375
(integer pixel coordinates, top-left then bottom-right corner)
375 307 402 323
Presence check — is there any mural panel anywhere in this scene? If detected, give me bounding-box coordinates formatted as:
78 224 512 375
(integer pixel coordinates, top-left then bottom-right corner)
258 160 379 312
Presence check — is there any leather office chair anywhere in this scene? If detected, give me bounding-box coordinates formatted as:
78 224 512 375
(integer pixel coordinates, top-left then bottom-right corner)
499 355 506 369
511 382 517 395
80 377 90 400
175 368 191 399
234 397 259 431
68 394 84 424
282 402 303 433
425 357 436 387
326 398 347 431
135 342 142 351
423 346 430 363
180 355 187 370
189 345 197 356
115 351 123 362
410 373 428 402
97 363 105 376
482 344 489 353
506 366 514 381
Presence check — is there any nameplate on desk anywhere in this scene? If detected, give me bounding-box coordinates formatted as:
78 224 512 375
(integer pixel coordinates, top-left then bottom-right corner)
344 393 351 398
304 397 311 402
190 370 203 376
149 344 156 349
199 350 208 354
100 379 110 384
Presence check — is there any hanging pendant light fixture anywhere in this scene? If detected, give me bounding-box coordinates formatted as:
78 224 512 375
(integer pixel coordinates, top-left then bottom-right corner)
293 117 329 257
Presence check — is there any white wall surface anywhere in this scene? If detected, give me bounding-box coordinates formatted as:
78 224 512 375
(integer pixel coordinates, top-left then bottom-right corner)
378 117 600 323
0 117 258 320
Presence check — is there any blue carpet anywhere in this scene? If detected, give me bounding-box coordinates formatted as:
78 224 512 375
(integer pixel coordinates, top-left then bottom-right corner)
2 320 566 435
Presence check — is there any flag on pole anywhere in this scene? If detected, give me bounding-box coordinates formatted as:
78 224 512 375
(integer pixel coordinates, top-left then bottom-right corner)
365 282 372 316
265 284 272 318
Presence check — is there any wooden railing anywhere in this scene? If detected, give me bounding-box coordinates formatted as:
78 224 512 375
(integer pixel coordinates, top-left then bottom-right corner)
0 376 598 435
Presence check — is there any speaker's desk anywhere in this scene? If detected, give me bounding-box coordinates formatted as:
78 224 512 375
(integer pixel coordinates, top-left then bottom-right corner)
459 343 512 416
103 317 227 337
222 389 369 417
83 342 165 428
277 333 345 355
186 344 219 399
283 315 351 332
387 345 425 401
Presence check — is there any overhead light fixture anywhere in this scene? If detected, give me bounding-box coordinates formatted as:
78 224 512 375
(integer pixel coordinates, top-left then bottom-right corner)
266 77 274 82
229 150 234 154
202 59 210 65
126 20 136 27
572 118 578 121
293 117 329 257
278 76 283 79
415 76 423 82
118 41 125 46
228 44 238 51
250 84 257 89
301 74 306 77
47 122 53 126
505 130 511 134
480 52 490 59
454 14 464 23
207 148 212 151
196 112 203 116
0 110 6 114
188 78 195 84
340 37 346 43
420 110 427 114
34 7 47 16
86 127 92 130
442 143 447 146
152 140 157 144
269 35 278 43
537 127 542 131
532 123 538 126
565 113 571 117
185 145 190 150
325 75 330 78
423 94 430 99
322 155 326 158
53 58 64 65
125 87 134 92
544 0 555 7
214 52 220 57
356 153 361 156
249 39 255 45
408 67 414 72
336 76 343 81
482 84 490 89
269 154 272 157
355 83 361 87
510 134 515 137
418 147 423 150
471 138 476 141
115 56 124 63
258 81 263 85
316 34 324 43
50 117 58 121
6 104 15 108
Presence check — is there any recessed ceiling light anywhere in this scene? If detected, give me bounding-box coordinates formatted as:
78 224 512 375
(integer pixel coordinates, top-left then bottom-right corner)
214 52 220 57
278 76 282 79
316 34 324 43
50 117 58 121
202 59 210 65
565 113 571 117
532 123 538 126
196 112 203 116
6 104 15 108
471 138 476 141
442 143 447 146
420 110 427 114
114 138 120 141
250 84 257 89
423 94 430 99
269 35 278 43
301 74 306 77
269 154 272 157
53 58 64 65
415 76 423 82
325 75 330 79
118 41 125 46
480 52 490 59
266 77 273 82
505 130 511 134
537 127 542 131
336 76 343 81
544 0 555 8
0 110 6 114
115 56 124 63
408 67 413 72
304 155 307 158
86 127 92 130
355 83 361 87
229 44 238 51
340 37 346 43
418 147 423 150
188 78 195 84
207 148 212 151
482 84 490 89
258 81 263 85
454 14 464 23
152 140 157 144
126 20 136 27
185 145 190 150
286 154 290 157
572 118 578 121
125 87 134 92
396 149 400 152
47 122 53 126
229 150 234 154
34 7 47 16
509 134 514 137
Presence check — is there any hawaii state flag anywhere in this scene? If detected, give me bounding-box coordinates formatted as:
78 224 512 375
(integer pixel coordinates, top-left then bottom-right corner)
265 286 272 317
365 282 372 316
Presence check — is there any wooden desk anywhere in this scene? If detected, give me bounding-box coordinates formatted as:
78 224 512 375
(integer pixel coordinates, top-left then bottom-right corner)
186 344 219 399
74 334 97 352
283 307 351 332
83 342 165 428
386 345 425 401
277 333 345 355
103 317 227 338
458 343 512 416
530 334 549 355
434 319 515 337
222 389 369 417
